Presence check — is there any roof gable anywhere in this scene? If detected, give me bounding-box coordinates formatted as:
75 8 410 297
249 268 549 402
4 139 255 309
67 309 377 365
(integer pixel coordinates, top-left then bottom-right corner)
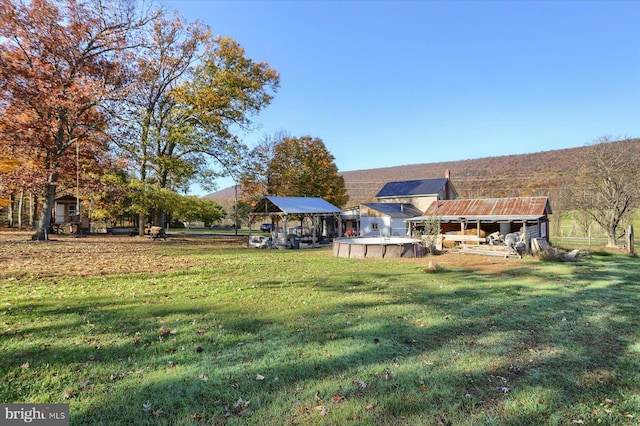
376 178 449 198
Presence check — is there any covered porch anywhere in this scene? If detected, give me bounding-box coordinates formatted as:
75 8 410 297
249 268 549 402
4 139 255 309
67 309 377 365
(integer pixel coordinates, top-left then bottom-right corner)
249 196 343 249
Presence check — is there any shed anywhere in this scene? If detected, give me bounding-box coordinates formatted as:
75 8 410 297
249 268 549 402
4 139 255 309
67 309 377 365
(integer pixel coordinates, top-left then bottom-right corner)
408 196 552 248
249 196 343 248
53 195 90 234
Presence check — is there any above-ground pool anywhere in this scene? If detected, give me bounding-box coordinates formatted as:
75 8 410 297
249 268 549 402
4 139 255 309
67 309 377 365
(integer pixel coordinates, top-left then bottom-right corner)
333 237 424 259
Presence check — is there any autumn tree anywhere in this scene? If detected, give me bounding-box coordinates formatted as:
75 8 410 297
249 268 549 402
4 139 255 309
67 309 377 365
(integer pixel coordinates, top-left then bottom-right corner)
172 36 279 188
116 20 279 234
0 156 20 207
251 135 349 208
172 195 225 228
0 0 157 239
570 137 640 248
112 11 211 234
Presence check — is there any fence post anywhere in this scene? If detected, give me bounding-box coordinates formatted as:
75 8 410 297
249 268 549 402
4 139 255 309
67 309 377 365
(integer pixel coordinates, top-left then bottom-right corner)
626 225 634 255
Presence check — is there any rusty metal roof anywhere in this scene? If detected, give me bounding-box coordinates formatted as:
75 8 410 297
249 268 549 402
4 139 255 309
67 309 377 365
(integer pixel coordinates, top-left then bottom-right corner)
412 196 552 222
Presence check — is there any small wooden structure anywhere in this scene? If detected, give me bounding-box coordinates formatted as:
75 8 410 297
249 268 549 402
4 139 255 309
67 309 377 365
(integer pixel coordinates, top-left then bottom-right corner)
407 196 552 255
53 195 90 234
249 196 343 248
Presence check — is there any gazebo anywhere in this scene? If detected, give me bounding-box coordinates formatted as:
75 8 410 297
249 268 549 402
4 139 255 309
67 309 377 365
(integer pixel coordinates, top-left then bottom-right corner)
249 196 343 248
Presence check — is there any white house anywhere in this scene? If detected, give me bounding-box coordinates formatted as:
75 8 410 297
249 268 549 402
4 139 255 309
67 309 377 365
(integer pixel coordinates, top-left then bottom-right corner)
358 170 459 237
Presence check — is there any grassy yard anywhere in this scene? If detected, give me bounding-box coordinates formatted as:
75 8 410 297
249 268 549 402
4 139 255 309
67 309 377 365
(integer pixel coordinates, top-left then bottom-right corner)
1 233 639 425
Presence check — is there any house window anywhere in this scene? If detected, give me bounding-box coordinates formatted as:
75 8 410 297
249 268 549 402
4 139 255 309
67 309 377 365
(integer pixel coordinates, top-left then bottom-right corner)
68 204 77 216
372 222 379 231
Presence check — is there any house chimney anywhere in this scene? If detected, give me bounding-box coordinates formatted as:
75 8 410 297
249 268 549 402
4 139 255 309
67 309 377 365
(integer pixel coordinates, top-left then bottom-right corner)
445 169 451 199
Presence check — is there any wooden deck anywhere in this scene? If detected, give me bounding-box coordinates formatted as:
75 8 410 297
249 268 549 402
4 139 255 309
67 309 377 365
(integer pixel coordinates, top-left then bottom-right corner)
454 243 522 258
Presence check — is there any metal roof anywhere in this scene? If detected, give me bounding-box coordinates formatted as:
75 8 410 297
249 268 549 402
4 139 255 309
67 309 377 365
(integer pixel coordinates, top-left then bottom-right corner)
376 178 449 198
411 196 552 222
361 203 424 219
250 196 343 215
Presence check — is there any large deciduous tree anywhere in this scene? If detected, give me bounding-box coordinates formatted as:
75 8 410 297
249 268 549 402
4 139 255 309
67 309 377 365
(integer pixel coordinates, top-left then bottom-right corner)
114 12 211 234
117 22 279 234
172 36 280 184
570 137 640 248
0 0 157 239
251 135 349 208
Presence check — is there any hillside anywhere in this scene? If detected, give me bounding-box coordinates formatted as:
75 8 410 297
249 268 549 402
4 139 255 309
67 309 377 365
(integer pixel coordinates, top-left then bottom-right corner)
204 139 640 209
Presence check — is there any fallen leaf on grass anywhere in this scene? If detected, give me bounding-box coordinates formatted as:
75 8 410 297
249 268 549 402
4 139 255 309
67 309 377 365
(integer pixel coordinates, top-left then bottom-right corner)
314 391 323 403
332 394 346 402
20 362 29 369
352 380 367 390
153 409 164 417
256 374 265 380
143 402 152 412
197 374 208 381
314 405 328 416
419 385 430 392
508 365 523 375
605 398 615 405
233 398 250 408
190 414 203 419
494 387 510 393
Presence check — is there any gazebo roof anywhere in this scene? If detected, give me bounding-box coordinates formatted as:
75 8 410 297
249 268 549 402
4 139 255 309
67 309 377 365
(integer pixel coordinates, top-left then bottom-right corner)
250 196 342 216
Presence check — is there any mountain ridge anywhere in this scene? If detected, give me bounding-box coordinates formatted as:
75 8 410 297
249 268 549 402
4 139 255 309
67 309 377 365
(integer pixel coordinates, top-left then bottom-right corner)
204 139 639 209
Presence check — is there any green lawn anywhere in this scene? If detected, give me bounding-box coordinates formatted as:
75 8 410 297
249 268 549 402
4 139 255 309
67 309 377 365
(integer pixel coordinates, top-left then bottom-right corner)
1 237 639 425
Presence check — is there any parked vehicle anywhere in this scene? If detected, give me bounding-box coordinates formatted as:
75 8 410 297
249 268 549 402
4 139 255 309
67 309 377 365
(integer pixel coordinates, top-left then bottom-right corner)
260 223 273 232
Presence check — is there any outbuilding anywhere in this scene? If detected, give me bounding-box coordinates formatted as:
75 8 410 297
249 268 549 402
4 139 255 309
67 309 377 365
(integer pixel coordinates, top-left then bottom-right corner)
249 196 343 248
407 196 552 251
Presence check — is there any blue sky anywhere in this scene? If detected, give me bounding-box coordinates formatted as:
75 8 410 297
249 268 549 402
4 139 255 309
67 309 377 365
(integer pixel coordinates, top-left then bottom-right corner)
165 0 640 193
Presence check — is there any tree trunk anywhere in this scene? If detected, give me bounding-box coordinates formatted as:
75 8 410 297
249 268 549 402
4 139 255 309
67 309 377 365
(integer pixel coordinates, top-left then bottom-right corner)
17 190 24 229
138 213 146 236
36 173 59 241
7 193 14 228
29 193 37 229
626 225 635 255
606 232 617 248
